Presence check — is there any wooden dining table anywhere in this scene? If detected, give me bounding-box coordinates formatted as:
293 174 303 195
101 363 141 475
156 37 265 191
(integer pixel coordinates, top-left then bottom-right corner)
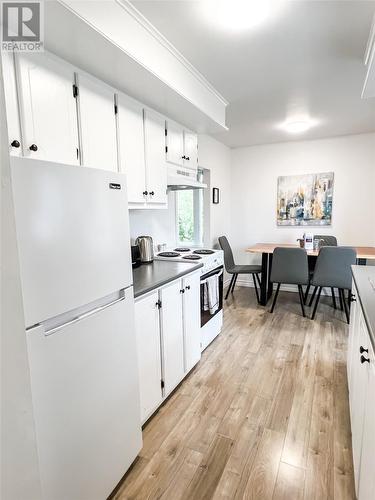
246 243 375 306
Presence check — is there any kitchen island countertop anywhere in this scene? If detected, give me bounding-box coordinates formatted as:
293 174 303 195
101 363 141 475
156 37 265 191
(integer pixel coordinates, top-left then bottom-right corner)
352 265 375 351
132 260 203 298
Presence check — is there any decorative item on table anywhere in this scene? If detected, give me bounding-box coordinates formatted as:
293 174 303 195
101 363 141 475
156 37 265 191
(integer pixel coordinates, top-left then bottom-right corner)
304 233 314 251
277 172 334 226
313 237 324 251
213 187 220 204
297 238 304 248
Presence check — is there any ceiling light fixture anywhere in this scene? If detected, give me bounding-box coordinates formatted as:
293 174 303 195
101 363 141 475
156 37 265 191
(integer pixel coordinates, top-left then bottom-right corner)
281 118 316 134
202 0 274 31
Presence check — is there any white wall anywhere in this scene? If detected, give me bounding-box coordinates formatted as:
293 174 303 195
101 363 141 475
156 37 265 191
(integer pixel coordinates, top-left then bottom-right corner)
231 133 375 280
129 134 232 250
198 134 232 249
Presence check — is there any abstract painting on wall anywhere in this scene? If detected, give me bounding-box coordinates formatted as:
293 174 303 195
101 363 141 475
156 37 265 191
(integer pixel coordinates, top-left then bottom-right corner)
277 172 334 226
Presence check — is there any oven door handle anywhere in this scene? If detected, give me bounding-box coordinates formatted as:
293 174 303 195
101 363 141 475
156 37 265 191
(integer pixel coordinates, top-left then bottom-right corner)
200 269 223 284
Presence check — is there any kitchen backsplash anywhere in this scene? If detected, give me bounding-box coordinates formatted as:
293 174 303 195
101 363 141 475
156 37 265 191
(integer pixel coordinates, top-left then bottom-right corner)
129 192 177 248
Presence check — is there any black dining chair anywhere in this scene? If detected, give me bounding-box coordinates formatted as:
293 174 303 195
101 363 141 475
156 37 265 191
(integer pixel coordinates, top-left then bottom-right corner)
310 246 356 323
269 247 309 317
218 236 262 302
304 235 338 306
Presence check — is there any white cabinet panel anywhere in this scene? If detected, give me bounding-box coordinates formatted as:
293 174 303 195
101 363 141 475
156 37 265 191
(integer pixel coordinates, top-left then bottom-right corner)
15 52 79 165
117 93 146 204
358 343 375 500
144 109 167 205
135 292 163 423
77 73 117 171
160 280 184 395
347 282 359 391
165 119 184 167
2 51 22 157
183 130 198 170
182 272 201 372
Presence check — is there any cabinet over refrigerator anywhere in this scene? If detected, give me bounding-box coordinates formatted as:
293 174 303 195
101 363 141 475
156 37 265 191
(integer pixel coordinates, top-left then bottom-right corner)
10 158 142 500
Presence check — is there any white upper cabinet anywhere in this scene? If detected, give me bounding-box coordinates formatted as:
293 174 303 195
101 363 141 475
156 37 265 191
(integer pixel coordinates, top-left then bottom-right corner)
183 130 198 170
117 93 146 204
165 119 198 170
2 47 195 197
144 109 167 205
15 52 79 165
76 73 117 171
2 52 22 157
165 120 184 167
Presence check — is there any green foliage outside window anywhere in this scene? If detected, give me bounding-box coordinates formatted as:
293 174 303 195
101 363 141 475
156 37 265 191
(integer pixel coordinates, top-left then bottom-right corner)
177 190 194 242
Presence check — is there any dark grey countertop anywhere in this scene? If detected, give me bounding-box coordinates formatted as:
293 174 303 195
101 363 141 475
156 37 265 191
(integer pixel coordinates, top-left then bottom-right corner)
132 260 203 298
352 265 375 350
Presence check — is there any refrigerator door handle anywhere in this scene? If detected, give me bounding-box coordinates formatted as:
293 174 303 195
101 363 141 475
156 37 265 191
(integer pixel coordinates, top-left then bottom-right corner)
42 291 126 337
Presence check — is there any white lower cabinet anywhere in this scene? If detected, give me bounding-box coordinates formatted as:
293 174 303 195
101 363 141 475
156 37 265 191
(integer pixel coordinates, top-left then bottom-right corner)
135 271 201 423
159 280 185 396
135 291 163 423
358 350 375 500
347 281 375 499
182 273 201 373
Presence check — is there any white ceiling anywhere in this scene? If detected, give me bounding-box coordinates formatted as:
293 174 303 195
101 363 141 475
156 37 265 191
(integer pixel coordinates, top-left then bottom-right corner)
131 0 375 148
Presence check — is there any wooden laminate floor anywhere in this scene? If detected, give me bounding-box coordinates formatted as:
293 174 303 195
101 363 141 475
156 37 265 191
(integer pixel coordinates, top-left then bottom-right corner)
113 287 355 500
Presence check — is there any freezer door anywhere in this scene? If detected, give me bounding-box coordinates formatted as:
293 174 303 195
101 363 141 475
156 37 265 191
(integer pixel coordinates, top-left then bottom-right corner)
11 157 133 327
26 290 142 500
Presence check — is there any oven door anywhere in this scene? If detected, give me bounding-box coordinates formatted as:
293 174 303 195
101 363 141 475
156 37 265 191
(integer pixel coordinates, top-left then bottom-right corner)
200 266 224 328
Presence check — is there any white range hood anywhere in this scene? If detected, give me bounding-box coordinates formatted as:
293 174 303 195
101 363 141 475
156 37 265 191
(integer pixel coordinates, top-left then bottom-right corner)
167 166 207 191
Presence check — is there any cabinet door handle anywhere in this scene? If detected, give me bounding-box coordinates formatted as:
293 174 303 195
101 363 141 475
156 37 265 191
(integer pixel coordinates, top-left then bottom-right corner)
149 191 155 196
142 191 148 196
360 346 369 354
185 156 190 161
29 144 38 152
350 295 356 302
361 355 370 364
180 289 185 294
11 139 20 148
182 155 186 160
185 285 190 290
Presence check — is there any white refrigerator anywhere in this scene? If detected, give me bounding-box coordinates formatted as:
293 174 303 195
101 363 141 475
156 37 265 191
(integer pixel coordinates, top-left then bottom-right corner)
11 157 142 500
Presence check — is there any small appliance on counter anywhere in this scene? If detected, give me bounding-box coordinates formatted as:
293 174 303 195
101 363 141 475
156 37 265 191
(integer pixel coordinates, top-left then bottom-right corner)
131 245 141 268
135 235 154 263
